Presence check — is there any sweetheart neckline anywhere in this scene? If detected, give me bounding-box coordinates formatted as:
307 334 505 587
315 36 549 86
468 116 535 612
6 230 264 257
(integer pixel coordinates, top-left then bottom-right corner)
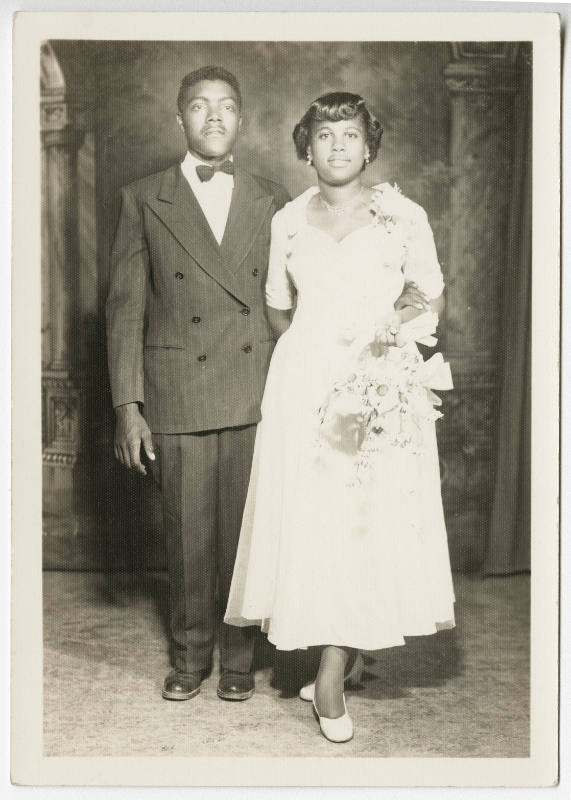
303 217 379 247
301 183 390 246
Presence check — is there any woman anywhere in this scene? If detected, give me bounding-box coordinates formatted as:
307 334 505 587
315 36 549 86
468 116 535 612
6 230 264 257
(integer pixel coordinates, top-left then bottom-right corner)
225 92 455 743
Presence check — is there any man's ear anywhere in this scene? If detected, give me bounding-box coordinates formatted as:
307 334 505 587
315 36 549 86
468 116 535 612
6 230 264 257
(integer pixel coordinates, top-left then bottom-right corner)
238 115 243 131
176 113 184 130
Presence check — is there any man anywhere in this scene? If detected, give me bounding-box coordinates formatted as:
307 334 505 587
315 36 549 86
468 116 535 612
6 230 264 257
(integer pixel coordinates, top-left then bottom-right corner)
106 65 429 704
106 66 289 702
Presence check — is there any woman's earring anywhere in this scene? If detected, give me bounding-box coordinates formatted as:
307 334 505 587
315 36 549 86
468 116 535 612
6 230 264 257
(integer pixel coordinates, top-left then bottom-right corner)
306 151 313 167
364 153 370 166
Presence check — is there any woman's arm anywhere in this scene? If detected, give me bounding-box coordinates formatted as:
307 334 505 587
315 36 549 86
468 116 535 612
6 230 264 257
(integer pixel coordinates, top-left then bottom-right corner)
377 292 444 347
397 203 445 328
268 307 292 339
264 209 295 338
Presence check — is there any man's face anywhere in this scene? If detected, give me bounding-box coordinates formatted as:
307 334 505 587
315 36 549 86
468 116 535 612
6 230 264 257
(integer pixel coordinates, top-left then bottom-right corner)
177 79 241 162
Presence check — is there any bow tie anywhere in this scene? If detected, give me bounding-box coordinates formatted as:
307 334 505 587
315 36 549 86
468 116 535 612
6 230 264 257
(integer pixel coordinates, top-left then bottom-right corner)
196 160 234 182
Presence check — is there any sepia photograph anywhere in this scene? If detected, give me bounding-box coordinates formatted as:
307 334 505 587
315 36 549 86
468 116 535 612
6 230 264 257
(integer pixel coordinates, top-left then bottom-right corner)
11 10 560 788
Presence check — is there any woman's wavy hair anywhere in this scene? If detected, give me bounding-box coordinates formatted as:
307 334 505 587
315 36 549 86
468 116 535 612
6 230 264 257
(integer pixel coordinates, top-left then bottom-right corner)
292 92 383 164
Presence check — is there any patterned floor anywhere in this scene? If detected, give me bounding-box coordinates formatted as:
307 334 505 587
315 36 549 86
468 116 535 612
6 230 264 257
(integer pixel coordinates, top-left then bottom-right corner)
43 571 529 757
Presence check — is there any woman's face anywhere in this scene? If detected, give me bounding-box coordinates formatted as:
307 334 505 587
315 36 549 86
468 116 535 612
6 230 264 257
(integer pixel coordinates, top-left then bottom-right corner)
308 116 369 185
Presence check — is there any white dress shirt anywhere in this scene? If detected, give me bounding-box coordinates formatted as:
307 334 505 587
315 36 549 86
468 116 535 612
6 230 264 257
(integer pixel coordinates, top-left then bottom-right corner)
180 150 234 245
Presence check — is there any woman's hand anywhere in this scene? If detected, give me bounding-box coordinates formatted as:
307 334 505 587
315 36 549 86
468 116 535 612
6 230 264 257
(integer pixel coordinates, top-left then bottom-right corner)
394 289 445 326
375 313 406 348
395 281 429 312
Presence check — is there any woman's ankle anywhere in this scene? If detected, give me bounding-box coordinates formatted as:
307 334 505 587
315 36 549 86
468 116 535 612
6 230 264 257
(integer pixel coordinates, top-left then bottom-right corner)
315 647 349 718
314 682 345 719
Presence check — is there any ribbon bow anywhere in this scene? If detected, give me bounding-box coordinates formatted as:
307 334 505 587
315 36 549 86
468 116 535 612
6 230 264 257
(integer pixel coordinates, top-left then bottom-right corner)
196 160 234 182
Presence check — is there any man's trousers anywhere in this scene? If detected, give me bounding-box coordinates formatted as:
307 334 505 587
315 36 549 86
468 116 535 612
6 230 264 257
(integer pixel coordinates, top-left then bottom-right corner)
151 425 257 675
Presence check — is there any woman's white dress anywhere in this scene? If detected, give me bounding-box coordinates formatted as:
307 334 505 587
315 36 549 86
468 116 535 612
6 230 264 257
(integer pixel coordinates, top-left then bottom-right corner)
224 184 456 651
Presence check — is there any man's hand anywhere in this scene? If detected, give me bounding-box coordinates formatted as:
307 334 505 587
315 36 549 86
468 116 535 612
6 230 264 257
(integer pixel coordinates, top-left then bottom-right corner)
395 281 429 312
114 403 155 475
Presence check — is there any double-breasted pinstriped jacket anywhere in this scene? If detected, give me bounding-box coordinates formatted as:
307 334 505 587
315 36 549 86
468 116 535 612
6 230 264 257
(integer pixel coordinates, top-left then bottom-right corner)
106 162 289 434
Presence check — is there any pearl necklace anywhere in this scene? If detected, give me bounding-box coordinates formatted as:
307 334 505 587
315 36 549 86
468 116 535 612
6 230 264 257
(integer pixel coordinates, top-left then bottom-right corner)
318 187 365 216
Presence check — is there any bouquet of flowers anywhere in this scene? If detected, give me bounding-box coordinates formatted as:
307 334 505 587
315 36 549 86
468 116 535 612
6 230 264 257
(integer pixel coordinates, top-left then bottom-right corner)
317 312 453 479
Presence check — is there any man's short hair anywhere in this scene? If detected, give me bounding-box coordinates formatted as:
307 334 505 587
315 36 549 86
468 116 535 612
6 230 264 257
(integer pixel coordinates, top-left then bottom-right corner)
177 66 242 113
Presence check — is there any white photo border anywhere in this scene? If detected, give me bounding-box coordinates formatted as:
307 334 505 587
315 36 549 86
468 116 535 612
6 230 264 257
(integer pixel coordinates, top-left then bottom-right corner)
11 9 561 788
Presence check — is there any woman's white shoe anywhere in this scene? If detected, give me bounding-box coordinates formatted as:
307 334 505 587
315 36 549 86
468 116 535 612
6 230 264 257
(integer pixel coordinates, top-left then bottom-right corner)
312 693 354 743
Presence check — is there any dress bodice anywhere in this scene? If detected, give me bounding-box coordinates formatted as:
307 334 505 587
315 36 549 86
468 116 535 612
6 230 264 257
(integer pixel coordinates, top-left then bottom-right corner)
287 217 407 338
265 184 444 343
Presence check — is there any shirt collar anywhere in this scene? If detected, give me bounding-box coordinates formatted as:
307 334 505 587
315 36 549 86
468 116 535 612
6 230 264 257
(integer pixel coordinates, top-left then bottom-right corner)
181 150 234 188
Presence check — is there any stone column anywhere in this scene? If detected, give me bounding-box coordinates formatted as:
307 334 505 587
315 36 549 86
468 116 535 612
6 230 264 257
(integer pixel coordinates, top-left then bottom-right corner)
440 44 520 570
42 127 83 370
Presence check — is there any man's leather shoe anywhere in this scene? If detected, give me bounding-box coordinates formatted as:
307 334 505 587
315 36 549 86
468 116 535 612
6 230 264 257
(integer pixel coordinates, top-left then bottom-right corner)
162 669 202 700
217 671 255 701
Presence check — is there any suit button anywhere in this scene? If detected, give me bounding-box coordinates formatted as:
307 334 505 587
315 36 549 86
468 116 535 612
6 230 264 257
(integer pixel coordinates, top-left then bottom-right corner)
252 269 259 277
192 316 201 323
197 354 207 362
241 307 250 316
242 345 252 353
175 272 184 280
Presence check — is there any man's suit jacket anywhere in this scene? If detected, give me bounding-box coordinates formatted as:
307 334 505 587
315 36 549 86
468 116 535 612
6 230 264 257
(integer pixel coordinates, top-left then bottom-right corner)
106 162 290 434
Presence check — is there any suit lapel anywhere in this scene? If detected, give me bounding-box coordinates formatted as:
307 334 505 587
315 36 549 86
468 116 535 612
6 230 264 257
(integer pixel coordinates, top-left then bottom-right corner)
220 167 273 272
146 165 247 304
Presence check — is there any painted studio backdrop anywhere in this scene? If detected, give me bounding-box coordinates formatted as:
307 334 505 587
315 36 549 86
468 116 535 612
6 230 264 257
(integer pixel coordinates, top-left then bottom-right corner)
41 40 531 576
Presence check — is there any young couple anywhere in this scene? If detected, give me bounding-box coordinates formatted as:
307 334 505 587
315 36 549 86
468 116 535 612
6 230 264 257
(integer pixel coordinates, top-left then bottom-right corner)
106 65 455 744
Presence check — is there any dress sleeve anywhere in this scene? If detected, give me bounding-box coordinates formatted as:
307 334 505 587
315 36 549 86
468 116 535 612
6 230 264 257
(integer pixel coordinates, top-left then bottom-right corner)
402 206 445 300
265 209 295 311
